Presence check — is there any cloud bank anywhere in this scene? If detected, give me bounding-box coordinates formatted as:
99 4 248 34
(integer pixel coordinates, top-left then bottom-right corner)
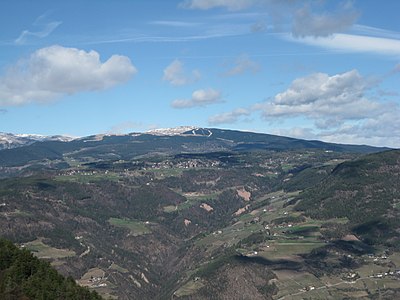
180 0 359 37
256 70 382 126
292 6 359 38
209 69 400 147
0 45 137 106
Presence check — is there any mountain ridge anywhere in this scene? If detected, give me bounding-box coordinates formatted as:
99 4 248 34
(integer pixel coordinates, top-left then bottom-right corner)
0 132 74 150
0 127 391 168
0 130 399 298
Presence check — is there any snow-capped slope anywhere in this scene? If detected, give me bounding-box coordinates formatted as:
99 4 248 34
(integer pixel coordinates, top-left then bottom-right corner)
146 126 199 136
145 126 213 137
0 132 74 150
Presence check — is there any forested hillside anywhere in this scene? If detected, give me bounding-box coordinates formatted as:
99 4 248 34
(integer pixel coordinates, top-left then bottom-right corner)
0 133 399 299
295 150 400 248
0 238 102 300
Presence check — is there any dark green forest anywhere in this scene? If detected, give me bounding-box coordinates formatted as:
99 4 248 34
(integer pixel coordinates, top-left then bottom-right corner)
0 238 102 300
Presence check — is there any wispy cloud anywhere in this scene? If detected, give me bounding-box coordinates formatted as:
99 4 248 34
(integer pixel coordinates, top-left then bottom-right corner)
163 59 201 86
15 12 62 45
171 88 222 108
179 0 261 11
150 20 202 27
286 33 400 57
0 45 137 106
208 108 250 124
352 24 400 40
84 31 247 45
222 54 260 76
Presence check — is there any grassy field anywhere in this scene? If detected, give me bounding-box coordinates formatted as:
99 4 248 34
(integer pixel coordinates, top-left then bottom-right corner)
163 205 177 213
6 209 33 217
188 187 400 300
164 192 221 213
273 270 326 299
108 217 151 236
174 280 205 297
145 168 184 178
63 157 82 167
194 221 263 253
25 238 75 259
80 267 105 282
260 240 325 259
109 262 129 273
78 267 119 297
55 172 120 183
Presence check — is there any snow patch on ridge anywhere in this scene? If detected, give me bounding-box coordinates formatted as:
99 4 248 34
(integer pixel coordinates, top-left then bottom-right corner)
0 132 75 150
146 126 199 136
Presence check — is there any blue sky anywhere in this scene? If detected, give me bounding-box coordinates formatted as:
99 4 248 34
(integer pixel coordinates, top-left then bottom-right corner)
0 0 399 147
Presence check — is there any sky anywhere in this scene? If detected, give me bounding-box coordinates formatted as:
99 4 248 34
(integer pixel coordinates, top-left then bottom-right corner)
0 0 399 147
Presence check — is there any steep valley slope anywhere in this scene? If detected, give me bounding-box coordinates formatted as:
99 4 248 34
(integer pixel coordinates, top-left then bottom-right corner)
0 129 399 299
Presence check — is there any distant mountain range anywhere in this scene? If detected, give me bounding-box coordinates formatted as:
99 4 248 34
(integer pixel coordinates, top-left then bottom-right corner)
0 127 391 168
0 132 74 150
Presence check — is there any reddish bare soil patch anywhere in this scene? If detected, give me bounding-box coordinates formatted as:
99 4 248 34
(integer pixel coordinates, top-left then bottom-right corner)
234 205 250 216
200 203 214 212
342 234 360 241
237 188 251 201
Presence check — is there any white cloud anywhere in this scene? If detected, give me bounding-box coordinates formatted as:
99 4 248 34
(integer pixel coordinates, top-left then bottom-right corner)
163 59 200 86
208 108 250 124
0 45 137 106
210 69 400 147
257 70 381 124
171 88 222 108
292 6 359 38
273 70 366 106
287 33 400 57
179 0 260 11
222 54 260 76
263 70 400 147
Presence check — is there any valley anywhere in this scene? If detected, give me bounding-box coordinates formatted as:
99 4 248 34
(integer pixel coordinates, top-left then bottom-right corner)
0 128 399 299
